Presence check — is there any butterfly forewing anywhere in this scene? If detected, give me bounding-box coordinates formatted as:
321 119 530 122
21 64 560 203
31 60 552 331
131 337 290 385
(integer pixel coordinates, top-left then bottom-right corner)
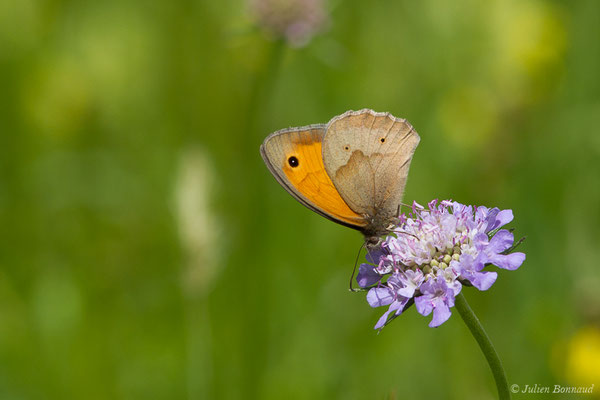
260 125 367 229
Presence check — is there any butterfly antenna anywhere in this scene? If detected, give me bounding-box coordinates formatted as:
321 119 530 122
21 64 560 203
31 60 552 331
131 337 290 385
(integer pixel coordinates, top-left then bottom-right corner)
349 240 367 292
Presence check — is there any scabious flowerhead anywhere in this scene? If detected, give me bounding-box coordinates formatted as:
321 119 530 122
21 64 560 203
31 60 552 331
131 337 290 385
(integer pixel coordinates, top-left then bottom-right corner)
357 200 526 329
249 0 328 47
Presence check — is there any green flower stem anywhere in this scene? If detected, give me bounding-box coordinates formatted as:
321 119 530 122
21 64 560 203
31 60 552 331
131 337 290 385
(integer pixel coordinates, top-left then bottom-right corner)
237 39 286 400
455 292 511 400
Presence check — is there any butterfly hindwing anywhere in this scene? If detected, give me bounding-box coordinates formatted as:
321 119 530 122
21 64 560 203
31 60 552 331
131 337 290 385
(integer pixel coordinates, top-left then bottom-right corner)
322 109 420 220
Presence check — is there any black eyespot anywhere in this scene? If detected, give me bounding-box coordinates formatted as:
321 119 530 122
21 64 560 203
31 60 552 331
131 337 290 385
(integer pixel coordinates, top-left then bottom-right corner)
288 156 299 167
380 137 385 143
344 145 349 151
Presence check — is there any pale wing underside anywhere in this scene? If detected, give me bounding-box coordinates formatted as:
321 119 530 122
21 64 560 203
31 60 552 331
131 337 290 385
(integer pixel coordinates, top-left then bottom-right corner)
260 125 367 230
322 109 420 219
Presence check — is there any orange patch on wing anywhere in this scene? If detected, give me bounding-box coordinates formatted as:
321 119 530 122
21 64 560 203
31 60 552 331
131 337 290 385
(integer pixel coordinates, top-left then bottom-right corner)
283 141 366 226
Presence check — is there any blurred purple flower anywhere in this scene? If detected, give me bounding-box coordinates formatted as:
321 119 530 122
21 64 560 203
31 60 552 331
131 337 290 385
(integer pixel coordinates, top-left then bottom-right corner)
359 200 526 330
249 0 328 47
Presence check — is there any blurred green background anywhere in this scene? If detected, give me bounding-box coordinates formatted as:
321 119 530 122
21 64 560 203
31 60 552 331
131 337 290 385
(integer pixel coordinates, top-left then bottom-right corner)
1 0 599 399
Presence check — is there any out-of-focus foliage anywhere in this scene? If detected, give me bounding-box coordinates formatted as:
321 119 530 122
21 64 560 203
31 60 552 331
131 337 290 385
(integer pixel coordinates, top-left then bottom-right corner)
0 0 599 399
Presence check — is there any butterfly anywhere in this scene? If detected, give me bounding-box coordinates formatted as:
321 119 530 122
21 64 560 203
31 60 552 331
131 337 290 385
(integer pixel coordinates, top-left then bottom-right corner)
260 109 420 244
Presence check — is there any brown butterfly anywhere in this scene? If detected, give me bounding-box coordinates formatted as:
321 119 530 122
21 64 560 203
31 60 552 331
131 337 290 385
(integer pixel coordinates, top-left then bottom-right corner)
260 109 420 243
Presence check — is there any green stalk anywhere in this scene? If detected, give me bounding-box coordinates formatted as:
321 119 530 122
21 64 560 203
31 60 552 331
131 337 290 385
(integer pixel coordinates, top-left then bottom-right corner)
237 38 286 400
454 293 511 400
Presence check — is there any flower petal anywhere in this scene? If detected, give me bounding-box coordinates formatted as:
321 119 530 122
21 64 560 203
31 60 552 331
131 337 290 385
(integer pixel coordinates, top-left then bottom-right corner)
374 309 393 329
373 300 404 329
487 230 515 253
430 302 451 327
396 269 424 298
415 294 433 316
396 286 415 298
357 263 381 288
473 232 490 251
366 249 385 264
486 209 514 232
488 252 526 270
367 287 394 307
469 270 498 291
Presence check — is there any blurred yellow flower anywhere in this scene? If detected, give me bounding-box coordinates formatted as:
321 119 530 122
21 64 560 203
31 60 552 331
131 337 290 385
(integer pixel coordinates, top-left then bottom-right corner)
21 58 92 140
438 85 499 151
565 325 600 388
490 0 567 104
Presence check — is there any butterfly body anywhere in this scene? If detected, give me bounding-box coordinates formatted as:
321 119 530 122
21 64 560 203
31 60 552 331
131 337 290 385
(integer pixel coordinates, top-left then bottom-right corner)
260 109 419 243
